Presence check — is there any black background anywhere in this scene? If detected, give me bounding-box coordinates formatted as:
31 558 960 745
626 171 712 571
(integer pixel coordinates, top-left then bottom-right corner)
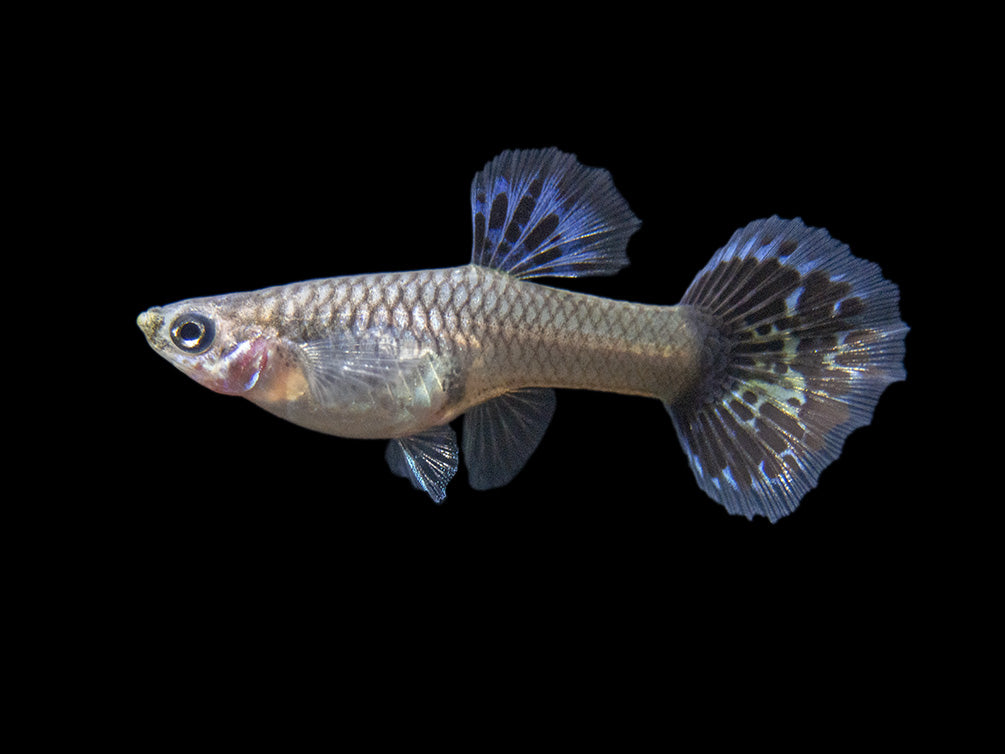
121 78 926 551
65 16 966 729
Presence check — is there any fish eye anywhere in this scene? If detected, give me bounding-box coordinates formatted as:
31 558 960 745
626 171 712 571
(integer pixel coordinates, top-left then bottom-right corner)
169 313 215 353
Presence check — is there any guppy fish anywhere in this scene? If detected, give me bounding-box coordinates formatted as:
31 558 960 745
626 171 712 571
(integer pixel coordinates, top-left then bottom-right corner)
137 148 907 521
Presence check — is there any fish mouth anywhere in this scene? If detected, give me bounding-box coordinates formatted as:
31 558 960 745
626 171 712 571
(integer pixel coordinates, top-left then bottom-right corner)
136 308 164 341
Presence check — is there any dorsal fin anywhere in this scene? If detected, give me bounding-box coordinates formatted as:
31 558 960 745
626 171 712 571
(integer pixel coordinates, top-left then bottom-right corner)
470 148 640 279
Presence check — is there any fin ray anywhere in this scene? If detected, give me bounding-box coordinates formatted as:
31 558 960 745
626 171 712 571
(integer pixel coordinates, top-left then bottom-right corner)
299 328 441 412
463 388 556 489
669 216 907 521
470 148 640 279
385 425 459 503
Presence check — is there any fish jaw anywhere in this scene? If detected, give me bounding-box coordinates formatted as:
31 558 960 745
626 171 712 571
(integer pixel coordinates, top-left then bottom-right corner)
194 336 269 395
137 305 269 396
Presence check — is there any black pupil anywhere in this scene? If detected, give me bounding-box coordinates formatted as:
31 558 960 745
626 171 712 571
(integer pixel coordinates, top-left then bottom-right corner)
170 313 214 353
178 321 204 342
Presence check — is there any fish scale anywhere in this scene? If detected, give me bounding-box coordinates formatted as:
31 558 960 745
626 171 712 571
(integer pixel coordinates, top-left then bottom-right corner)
138 147 906 519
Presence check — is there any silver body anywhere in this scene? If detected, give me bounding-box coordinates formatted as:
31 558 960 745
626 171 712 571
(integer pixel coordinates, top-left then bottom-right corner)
139 265 711 440
137 148 907 520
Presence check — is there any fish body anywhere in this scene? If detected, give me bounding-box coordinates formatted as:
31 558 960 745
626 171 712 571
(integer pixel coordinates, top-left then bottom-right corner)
138 148 907 520
139 266 712 437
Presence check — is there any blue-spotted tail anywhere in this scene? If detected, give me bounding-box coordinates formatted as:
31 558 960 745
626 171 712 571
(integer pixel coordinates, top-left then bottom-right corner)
668 216 908 522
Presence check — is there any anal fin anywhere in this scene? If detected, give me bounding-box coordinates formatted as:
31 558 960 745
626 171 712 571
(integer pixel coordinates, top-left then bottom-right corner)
463 388 556 490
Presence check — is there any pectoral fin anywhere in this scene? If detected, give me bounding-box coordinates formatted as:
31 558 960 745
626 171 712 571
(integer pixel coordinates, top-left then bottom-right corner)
385 425 459 503
463 388 556 489
299 328 443 413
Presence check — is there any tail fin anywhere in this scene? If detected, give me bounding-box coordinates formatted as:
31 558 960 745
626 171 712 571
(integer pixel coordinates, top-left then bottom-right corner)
667 217 908 522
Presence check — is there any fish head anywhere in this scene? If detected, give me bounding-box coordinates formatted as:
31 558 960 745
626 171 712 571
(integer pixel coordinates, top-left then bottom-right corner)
137 300 269 396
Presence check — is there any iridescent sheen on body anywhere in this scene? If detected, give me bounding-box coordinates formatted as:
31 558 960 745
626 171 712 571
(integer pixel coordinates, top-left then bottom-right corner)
138 148 907 519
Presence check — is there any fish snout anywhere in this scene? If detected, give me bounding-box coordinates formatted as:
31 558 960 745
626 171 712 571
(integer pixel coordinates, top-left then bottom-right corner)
136 309 164 341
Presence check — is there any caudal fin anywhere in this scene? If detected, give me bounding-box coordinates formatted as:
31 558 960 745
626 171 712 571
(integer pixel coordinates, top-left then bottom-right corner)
668 217 908 522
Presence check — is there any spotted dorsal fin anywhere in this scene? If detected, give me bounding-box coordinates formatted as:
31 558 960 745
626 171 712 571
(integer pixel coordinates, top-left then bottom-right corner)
470 148 640 279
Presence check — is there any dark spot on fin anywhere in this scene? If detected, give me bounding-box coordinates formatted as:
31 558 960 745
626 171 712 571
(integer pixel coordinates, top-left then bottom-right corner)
473 212 486 258
488 193 507 229
469 148 640 279
667 217 908 522
522 213 560 252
